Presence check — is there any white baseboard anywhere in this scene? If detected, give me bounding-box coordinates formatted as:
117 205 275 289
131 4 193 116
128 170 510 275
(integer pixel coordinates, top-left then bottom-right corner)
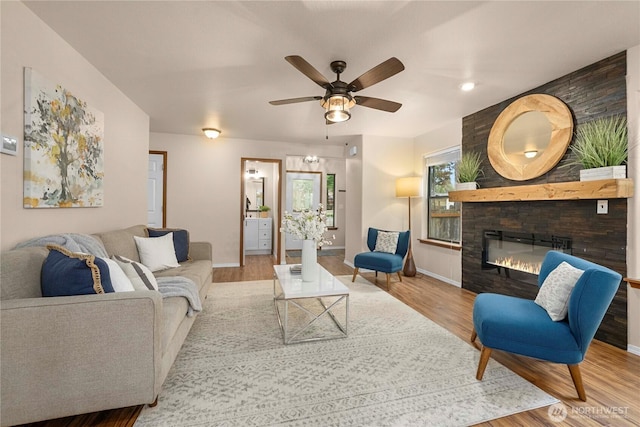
213 262 240 268
343 260 461 287
628 344 640 356
416 268 461 287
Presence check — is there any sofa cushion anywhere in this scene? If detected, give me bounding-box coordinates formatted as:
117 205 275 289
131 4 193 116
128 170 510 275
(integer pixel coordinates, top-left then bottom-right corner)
112 255 158 291
134 233 180 272
161 296 190 355
41 245 114 296
147 228 190 262
94 225 147 261
154 260 212 299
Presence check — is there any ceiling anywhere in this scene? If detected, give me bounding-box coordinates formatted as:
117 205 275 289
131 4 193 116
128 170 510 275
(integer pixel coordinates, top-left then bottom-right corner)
24 1 640 146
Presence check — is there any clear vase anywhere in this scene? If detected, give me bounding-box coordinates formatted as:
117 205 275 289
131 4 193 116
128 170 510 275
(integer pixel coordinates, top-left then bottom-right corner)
301 239 318 282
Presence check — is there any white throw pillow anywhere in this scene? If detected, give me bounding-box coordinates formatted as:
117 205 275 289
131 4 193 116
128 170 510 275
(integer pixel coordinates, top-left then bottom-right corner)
134 232 180 272
99 257 135 292
374 231 399 254
112 255 159 291
535 261 584 321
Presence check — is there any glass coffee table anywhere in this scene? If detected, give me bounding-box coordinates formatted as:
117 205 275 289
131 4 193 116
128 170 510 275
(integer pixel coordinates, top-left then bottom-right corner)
273 264 349 344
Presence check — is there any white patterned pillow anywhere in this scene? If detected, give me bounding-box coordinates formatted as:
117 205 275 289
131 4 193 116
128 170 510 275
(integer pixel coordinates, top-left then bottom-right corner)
112 255 158 291
535 261 584 321
374 231 399 254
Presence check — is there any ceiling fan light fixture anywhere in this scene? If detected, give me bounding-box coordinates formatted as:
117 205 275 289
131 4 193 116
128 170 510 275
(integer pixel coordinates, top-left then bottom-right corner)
202 128 221 139
323 95 354 123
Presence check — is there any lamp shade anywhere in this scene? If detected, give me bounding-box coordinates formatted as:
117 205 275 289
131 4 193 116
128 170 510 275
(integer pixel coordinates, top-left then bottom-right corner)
396 176 422 198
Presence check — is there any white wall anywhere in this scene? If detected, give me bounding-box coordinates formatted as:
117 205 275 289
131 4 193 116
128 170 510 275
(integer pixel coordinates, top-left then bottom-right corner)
412 120 463 286
344 135 414 264
345 137 364 262
0 2 149 250
626 44 640 354
149 132 345 266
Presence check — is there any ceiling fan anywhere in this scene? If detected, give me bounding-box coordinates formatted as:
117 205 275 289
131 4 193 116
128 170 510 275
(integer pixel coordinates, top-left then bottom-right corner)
269 55 405 124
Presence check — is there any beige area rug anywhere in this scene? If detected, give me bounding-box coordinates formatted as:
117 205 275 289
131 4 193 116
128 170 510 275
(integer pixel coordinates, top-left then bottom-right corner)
135 275 558 426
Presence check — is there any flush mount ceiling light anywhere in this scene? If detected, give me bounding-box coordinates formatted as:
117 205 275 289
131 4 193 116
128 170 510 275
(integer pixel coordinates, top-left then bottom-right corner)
303 155 319 164
202 128 221 139
460 82 475 92
524 150 538 159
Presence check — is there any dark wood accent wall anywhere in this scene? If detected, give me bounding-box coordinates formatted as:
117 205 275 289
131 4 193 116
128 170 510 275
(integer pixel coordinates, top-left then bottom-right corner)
461 52 628 349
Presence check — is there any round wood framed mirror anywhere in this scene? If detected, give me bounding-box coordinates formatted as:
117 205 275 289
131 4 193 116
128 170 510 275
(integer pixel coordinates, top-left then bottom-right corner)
487 94 573 181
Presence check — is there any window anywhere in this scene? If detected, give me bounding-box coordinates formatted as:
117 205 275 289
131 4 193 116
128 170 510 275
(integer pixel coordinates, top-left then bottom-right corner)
425 148 460 243
326 173 336 228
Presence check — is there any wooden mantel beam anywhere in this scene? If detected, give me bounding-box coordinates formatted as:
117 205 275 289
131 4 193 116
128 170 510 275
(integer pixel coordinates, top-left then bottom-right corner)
448 179 633 203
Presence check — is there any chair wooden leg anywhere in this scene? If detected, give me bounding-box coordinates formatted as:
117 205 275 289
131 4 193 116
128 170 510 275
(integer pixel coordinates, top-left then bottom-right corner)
149 396 158 407
351 268 359 282
568 364 587 401
470 328 477 343
386 273 391 291
397 272 402 282
476 346 492 380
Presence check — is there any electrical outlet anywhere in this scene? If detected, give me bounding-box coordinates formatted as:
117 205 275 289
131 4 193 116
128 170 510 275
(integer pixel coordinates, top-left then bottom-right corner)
597 200 608 215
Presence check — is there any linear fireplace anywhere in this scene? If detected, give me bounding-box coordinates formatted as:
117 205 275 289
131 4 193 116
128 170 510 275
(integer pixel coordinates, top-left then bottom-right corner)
482 230 572 276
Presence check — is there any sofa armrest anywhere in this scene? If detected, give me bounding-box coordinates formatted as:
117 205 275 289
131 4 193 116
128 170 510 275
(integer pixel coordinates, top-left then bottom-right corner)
190 241 212 261
0 291 162 426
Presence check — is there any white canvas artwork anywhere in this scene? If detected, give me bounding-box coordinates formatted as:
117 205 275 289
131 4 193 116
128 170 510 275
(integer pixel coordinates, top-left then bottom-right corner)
23 68 104 208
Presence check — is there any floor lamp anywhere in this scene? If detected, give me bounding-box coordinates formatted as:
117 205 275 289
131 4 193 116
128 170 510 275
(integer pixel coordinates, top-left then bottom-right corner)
395 176 422 277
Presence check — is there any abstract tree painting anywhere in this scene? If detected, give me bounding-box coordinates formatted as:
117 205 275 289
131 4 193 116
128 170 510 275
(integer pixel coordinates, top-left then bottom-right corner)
24 68 104 208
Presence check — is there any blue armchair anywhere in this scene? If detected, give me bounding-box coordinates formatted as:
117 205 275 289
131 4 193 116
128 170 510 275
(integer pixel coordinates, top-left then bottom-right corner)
351 227 410 290
471 251 621 401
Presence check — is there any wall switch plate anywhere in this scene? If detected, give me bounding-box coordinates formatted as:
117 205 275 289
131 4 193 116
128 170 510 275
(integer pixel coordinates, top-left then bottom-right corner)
597 200 608 214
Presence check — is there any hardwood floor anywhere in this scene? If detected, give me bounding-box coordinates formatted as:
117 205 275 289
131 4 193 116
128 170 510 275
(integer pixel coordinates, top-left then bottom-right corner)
19 252 640 427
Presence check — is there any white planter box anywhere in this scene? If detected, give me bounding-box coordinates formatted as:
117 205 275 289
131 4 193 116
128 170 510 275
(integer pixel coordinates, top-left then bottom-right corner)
455 182 477 190
579 165 626 181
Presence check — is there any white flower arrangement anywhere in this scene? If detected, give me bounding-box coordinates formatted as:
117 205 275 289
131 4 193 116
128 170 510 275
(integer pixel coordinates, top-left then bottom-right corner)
281 204 333 247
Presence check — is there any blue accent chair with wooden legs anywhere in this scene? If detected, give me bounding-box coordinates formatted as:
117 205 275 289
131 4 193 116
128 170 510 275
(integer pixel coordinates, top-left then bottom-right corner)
471 251 621 401
351 228 410 290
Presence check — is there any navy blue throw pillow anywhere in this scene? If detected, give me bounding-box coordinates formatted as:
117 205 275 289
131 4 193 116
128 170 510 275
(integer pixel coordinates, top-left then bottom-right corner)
147 228 190 262
41 245 114 296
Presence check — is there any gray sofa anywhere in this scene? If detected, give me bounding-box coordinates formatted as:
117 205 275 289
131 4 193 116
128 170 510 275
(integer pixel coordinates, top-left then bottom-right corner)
0 225 213 426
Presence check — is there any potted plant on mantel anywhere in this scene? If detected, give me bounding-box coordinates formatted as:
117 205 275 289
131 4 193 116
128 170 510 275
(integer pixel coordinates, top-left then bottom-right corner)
568 115 628 181
456 151 484 190
259 205 271 218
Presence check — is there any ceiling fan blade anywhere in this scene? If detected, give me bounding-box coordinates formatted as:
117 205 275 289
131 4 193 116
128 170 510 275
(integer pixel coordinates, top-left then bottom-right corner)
354 96 402 112
285 56 332 89
269 96 322 105
348 57 405 92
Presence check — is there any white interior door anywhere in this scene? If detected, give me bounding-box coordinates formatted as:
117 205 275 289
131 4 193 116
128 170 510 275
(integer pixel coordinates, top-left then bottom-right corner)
285 171 321 250
147 153 164 227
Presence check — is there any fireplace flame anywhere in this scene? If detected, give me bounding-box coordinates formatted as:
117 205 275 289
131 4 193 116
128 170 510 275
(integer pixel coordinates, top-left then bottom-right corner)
491 257 541 275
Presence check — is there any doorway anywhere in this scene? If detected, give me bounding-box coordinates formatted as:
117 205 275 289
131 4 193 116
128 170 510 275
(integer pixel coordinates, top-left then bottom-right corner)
148 151 167 228
239 158 282 266
284 171 322 250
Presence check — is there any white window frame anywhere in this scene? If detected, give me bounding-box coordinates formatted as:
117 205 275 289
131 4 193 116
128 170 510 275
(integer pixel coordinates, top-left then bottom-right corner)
424 147 461 244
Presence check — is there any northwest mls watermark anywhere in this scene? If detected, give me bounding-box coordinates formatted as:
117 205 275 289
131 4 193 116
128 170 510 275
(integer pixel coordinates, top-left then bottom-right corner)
548 402 630 422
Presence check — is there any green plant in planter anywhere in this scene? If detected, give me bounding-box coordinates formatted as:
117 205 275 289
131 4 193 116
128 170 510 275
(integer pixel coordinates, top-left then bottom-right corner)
259 205 271 212
567 115 628 169
456 151 484 183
